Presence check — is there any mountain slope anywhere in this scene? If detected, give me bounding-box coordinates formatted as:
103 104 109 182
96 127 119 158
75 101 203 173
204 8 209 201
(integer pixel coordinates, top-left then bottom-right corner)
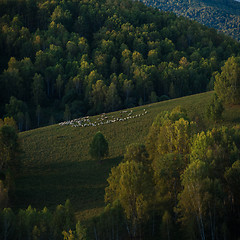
1 0 240 130
140 0 240 40
15 91 240 221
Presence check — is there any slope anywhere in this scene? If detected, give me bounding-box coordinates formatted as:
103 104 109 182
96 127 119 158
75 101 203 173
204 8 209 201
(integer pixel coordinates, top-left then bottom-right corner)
140 0 240 40
14 91 240 221
1 0 240 130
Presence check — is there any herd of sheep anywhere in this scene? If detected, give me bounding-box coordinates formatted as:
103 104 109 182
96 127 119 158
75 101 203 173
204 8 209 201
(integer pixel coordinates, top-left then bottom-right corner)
59 109 148 128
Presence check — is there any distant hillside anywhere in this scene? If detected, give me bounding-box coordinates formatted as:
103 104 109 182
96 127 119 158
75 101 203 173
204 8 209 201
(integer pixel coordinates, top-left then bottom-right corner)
140 0 240 40
15 91 240 221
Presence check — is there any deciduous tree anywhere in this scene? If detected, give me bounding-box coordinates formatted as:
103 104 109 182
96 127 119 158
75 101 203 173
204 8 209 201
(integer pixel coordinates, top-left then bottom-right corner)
89 131 109 162
214 56 240 104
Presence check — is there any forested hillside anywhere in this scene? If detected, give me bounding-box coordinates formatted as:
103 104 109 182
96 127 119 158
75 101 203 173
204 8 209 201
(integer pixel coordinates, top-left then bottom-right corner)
9 91 240 240
140 0 240 40
0 0 240 130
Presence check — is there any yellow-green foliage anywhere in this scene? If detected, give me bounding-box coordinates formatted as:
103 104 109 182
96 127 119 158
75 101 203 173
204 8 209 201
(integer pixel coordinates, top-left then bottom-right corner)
15 91 240 222
214 56 240 104
0 117 18 130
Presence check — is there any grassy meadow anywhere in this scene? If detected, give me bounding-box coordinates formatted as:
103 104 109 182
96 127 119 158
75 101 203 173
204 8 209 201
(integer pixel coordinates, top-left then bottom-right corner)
14 91 240 222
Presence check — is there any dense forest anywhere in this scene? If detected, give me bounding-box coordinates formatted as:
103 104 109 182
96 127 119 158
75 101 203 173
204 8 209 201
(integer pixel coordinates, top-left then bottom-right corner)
0 0 240 130
140 0 240 40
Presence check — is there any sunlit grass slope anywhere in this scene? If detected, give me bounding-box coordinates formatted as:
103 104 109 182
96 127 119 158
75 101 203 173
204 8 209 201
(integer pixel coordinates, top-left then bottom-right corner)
15 91 240 221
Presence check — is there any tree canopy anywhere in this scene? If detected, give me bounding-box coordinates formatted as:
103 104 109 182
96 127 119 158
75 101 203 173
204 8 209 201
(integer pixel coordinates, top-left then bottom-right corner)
214 56 240 104
0 0 240 129
103 107 240 240
89 131 109 162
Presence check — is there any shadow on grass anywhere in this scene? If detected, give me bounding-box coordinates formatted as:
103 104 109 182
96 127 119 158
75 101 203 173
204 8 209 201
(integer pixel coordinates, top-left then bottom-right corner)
13 156 123 214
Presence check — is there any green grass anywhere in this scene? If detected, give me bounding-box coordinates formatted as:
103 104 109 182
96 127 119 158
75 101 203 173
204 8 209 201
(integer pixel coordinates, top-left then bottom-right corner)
15 91 240 221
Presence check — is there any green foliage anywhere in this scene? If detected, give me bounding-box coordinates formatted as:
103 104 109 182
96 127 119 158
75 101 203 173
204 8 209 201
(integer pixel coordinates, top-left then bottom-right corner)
0 208 15 239
160 210 173 240
32 73 46 106
152 153 184 212
64 104 71 121
75 221 87 240
206 93 224 121
105 160 153 237
123 143 149 164
177 160 221 240
89 131 109 162
103 100 240 239
105 83 121 112
0 117 17 131
190 127 239 173
0 200 79 240
214 56 240 104
91 201 125 240
146 107 195 160
224 160 240 205
63 229 75 240
0 0 240 128
90 80 107 114
177 126 240 239
5 96 27 129
0 125 19 174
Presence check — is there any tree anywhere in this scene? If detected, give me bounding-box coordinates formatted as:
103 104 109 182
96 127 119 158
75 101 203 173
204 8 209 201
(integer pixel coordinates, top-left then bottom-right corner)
90 80 107 114
152 153 185 215
160 210 173 240
32 73 46 107
36 105 41 127
123 79 134 107
73 74 83 95
190 127 239 179
5 96 26 121
123 143 149 165
56 74 64 99
62 221 87 240
146 107 195 161
0 125 19 173
214 56 240 104
206 93 224 122
177 158 225 240
177 127 240 239
224 160 240 236
177 160 210 240
105 83 121 112
1 117 18 131
75 221 87 240
64 104 71 121
150 91 158 103
1 208 15 239
105 160 153 238
89 132 109 162
148 49 159 65
52 200 75 240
